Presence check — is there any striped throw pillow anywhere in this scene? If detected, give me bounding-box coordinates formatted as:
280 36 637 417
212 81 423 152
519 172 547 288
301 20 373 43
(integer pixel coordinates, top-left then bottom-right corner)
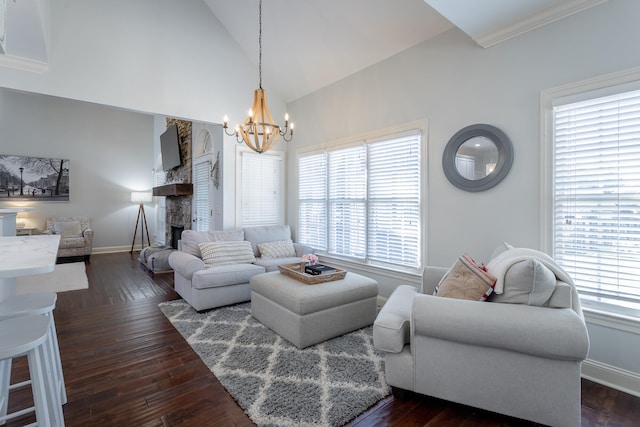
198 241 256 267
257 240 296 259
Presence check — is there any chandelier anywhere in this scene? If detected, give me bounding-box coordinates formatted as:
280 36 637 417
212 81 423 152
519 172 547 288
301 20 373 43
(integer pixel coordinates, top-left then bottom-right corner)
223 0 293 154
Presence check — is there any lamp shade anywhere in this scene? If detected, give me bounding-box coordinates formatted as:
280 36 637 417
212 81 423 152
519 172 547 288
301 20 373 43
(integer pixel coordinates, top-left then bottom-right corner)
131 191 153 203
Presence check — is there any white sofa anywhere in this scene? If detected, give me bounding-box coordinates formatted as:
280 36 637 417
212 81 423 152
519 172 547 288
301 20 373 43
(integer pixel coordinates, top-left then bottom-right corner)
168 225 313 311
373 248 590 427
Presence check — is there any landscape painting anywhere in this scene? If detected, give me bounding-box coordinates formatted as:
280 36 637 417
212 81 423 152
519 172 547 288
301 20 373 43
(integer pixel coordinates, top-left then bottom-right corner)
0 154 70 201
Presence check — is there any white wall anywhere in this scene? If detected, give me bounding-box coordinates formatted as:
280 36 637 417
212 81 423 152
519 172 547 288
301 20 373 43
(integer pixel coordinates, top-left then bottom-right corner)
0 88 154 250
286 0 640 392
0 0 288 244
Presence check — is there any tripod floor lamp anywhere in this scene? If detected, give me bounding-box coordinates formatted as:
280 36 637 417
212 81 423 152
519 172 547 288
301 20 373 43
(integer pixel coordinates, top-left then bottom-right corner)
130 191 152 253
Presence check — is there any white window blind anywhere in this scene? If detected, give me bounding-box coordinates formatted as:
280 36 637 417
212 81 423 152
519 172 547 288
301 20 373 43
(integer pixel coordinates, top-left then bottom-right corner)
241 151 283 227
553 88 640 313
329 145 367 258
155 170 167 245
298 129 422 269
368 135 421 267
298 153 328 251
193 161 210 231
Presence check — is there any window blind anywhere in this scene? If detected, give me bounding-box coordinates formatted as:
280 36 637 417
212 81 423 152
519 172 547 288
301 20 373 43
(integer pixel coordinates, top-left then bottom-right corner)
368 135 421 267
193 161 210 232
553 88 640 312
155 170 166 245
241 151 283 227
298 129 422 269
298 153 328 251
329 146 367 258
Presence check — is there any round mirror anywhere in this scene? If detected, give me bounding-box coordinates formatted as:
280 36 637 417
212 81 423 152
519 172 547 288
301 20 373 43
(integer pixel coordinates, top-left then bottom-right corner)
443 124 513 192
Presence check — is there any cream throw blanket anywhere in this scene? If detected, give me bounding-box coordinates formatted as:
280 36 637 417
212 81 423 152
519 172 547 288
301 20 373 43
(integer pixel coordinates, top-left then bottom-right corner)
486 248 574 294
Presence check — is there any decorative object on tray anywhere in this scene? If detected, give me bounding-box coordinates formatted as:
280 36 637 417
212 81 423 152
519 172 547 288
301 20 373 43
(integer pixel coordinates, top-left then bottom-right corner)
278 262 346 284
305 264 336 275
301 253 318 265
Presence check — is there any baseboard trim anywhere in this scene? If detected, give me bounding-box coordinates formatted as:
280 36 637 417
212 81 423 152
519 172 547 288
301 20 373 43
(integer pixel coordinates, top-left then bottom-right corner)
582 359 640 398
93 245 132 254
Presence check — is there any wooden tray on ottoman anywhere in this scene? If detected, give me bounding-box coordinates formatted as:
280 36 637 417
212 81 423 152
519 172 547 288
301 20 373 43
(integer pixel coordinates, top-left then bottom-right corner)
278 262 346 285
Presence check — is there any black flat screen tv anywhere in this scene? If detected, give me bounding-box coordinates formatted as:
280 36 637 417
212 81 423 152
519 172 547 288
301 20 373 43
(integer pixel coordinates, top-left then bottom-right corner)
160 124 181 171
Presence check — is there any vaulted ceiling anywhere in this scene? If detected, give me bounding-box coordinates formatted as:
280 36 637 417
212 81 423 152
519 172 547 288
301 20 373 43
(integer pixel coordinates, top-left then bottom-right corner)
1 0 607 102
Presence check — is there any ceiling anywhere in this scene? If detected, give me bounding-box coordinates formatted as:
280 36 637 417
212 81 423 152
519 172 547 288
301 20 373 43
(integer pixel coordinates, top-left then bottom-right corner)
2 0 607 102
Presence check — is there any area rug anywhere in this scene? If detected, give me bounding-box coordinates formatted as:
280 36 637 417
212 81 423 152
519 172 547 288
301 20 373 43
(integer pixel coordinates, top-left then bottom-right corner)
16 261 89 294
158 300 390 427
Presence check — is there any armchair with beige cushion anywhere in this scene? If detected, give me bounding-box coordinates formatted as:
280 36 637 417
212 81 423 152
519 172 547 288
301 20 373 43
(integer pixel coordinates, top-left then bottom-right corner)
373 247 590 427
43 216 93 260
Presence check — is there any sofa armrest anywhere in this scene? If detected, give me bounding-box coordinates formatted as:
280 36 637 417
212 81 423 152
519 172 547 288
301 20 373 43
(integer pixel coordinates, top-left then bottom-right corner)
293 242 314 257
169 251 205 280
373 285 418 353
412 294 589 361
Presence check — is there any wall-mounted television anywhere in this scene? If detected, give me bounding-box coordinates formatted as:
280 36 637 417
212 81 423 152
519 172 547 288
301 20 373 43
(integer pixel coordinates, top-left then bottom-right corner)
160 124 182 171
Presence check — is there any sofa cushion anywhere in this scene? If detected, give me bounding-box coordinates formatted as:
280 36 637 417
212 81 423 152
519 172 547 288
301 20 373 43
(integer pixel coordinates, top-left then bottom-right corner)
489 258 557 306
243 225 292 257
199 241 256 267
58 236 86 249
192 263 266 290
53 221 82 237
181 229 244 257
436 254 496 301
258 239 296 259
373 285 417 353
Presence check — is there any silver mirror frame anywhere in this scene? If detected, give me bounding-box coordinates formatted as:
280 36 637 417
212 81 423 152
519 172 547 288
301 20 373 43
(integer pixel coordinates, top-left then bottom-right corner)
442 124 513 192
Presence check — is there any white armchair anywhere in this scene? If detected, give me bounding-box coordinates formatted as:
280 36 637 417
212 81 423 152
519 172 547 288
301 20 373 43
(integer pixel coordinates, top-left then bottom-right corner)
44 216 93 261
373 255 590 427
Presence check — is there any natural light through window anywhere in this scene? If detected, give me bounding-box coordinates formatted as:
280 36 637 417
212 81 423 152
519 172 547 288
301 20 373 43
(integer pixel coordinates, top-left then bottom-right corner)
551 86 640 317
298 130 422 271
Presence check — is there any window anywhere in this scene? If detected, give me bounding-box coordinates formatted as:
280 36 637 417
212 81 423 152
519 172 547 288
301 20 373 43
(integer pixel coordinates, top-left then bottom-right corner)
238 149 284 227
193 160 210 231
298 130 422 270
154 170 166 245
546 78 640 316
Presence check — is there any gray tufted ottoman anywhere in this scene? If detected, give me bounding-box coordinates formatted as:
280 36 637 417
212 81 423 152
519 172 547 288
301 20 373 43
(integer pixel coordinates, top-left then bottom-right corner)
250 270 378 348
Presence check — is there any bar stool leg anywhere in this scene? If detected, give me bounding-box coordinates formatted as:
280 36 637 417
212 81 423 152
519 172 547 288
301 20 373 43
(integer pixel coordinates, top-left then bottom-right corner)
37 338 64 427
0 359 10 422
27 345 53 427
46 311 67 404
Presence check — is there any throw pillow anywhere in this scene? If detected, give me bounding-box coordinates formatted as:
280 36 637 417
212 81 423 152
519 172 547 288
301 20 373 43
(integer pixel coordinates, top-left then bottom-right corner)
436 254 497 301
52 221 82 237
257 239 296 259
198 241 256 267
488 258 557 306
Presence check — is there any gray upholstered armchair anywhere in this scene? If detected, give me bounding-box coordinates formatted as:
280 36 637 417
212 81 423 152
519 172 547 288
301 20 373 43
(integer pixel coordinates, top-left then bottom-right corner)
373 249 590 427
44 216 93 260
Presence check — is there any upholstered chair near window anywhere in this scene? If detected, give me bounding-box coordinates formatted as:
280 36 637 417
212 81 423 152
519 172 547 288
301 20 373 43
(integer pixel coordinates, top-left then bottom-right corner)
43 216 93 261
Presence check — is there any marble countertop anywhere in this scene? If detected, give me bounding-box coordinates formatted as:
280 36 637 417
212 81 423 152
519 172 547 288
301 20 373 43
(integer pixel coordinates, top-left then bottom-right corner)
0 234 61 278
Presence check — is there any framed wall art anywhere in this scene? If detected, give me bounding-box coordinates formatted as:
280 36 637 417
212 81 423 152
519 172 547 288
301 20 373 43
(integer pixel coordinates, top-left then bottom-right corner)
0 154 70 201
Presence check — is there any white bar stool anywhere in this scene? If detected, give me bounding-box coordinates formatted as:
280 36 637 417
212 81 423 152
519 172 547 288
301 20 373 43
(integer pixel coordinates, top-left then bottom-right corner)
0 293 67 406
0 315 65 427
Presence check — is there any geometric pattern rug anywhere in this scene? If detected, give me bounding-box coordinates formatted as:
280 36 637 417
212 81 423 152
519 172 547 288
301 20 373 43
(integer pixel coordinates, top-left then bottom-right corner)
158 300 390 427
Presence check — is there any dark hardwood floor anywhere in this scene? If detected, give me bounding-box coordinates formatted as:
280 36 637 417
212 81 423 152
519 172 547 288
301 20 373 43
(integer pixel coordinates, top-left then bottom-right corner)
6 252 640 426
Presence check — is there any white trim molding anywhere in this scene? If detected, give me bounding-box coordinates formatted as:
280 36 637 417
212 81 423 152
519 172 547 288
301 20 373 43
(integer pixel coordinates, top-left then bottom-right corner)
582 359 640 398
476 0 607 48
0 53 48 73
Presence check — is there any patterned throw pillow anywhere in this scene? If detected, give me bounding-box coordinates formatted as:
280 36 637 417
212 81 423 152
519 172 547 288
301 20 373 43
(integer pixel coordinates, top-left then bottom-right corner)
257 240 296 259
198 241 256 267
436 253 496 301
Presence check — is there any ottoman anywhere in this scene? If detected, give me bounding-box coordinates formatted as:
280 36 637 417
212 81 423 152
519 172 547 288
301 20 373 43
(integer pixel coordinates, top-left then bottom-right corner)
250 270 378 348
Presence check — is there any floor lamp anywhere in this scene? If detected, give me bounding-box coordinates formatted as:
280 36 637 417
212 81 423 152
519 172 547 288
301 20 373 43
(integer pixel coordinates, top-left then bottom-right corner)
130 191 152 253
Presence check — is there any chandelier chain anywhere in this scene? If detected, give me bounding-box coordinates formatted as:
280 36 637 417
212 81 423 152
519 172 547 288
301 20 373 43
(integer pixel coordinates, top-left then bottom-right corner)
258 0 262 89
